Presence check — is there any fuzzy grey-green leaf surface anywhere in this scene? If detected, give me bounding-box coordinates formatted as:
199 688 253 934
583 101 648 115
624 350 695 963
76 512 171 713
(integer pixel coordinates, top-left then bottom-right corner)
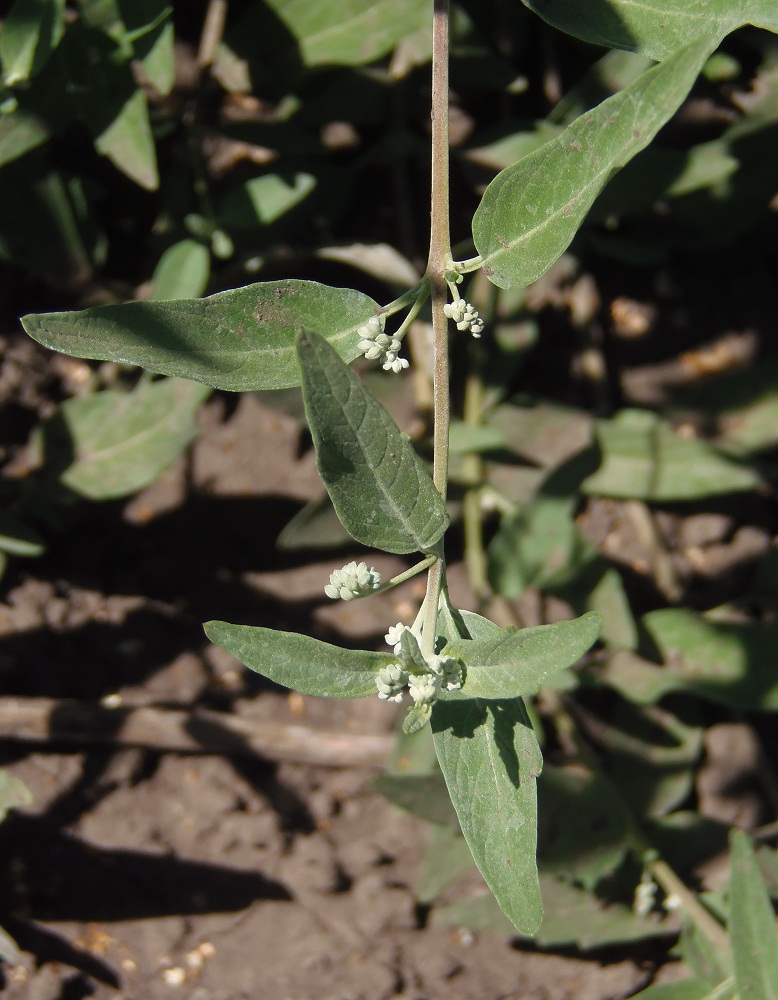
523 0 778 62
444 612 601 700
729 829 778 999
204 622 394 698
432 698 543 935
297 330 449 554
472 38 715 289
22 281 379 391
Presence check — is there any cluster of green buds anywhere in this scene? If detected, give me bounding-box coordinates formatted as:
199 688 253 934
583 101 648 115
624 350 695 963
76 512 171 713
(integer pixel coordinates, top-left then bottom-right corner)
444 299 485 337
376 622 464 708
324 561 381 601
357 316 409 373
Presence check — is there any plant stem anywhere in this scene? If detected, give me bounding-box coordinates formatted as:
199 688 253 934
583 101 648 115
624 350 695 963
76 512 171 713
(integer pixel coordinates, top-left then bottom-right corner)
421 0 452 657
377 553 437 593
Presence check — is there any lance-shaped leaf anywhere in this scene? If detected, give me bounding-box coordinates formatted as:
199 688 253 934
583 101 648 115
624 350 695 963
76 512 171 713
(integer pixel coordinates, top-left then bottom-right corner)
297 330 449 554
443 612 601 700
22 281 380 391
523 0 778 62
472 38 715 289
0 0 66 86
729 829 778 1000
204 622 394 698
432 698 543 935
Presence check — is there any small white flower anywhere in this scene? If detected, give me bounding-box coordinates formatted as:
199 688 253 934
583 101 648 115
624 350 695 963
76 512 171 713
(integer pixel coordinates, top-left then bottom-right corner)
634 878 658 916
385 622 408 654
376 662 409 702
324 561 381 601
408 671 441 706
444 299 484 338
428 654 464 691
357 315 408 372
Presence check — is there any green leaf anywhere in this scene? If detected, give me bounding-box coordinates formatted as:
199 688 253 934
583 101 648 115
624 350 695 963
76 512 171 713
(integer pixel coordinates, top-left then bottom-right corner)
150 240 210 301
403 702 433 735
416 824 475 904
472 38 715 289
729 829 778 1000
432 698 543 935
276 495 353 550
297 329 449 554
22 280 380 391
92 86 158 190
265 0 429 67
203 622 394 698
538 765 631 888
433 873 672 949
0 161 91 285
0 106 49 167
374 770 458 827
46 378 211 500
603 611 778 710
616 979 720 1000
0 0 66 85
0 511 45 557
523 0 778 62
443 612 601 700
583 409 760 500
0 769 32 823
219 173 317 227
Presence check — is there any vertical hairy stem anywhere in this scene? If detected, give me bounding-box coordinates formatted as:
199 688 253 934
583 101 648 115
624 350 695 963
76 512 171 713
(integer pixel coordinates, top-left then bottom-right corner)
421 0 451 657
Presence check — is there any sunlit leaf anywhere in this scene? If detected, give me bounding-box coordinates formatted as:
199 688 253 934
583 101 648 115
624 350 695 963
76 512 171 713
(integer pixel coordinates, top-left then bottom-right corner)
583 409 760 500
22 280 380 392
297 329 449 554
0 0 66 85
523 0 778 62
443 612 601 700
219 173 317 227
603 611 778 710
47 378 211 500
432 698 543 935
150 240 210 301
472 39 715 289
0 770 32 823
204 622 394 697
265 0 430 67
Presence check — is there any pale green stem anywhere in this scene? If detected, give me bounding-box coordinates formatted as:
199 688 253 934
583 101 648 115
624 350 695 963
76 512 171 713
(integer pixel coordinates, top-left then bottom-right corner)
420 0 452 659
462 358 488 604
383 278 429 317
455 254 484 274
393 285 430 339
375 553 437 594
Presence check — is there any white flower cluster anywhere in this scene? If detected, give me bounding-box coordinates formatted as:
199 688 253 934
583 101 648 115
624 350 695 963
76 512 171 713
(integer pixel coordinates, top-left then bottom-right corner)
357 316 409 373
324 561 381 601
375 623 464 706
444 299 484 337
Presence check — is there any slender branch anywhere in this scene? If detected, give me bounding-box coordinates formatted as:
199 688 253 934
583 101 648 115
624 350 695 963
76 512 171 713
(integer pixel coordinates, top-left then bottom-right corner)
421 0 452 657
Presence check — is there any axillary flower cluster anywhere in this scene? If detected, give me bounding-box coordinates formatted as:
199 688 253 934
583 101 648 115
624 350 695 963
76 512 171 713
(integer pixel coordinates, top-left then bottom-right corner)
356 272 485 375
376 623 464 707
324 561 464 714
357 316 409 373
